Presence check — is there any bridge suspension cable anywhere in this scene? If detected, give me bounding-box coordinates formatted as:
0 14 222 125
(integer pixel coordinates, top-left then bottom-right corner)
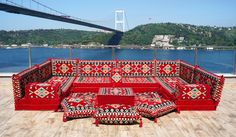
0 0 122 32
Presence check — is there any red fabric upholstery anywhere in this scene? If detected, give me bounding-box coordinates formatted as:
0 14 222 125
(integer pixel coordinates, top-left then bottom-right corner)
73 77 110 84
52 59 77 76
135 92 176 118
47 76 69 84
38 59 52 82
25 82 61 99
122 77 157 83
78 60 116 76
156 77 188 94
193 67 224 102
118 61 155 77
12 65 39 100
47 76 75 93
179 61 195 84
72 77 112 88
61 92 97 121
97 88 134 106
25 76 75 99
93 104 141 126
111 68 122 83
176 84 211 100
156 61 180 77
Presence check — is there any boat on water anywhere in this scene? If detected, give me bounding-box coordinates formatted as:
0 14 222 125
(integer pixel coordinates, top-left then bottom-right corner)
6 47 12 49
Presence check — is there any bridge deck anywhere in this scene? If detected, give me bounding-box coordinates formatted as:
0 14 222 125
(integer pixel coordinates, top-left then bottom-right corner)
0 78 235 137
0 3 122 33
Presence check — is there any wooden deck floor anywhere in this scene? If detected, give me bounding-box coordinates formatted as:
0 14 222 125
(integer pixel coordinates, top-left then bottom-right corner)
0 78 236 137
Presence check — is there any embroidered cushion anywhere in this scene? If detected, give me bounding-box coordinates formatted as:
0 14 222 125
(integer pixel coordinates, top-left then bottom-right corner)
193 67 225 102
179 61 195 84
135 92 176 118
155 77 188 94
46 76 75 93
176 84 211 100
61 93 97 122
25 82 61 99
156 61 180 77
52 59 77 76
93 104 141 125
117 61 155 77
78 60 116 77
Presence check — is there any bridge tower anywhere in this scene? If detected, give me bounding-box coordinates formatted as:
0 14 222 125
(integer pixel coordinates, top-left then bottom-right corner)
115 10 125 32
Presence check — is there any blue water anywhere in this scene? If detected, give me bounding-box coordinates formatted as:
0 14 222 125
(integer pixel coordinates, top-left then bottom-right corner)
0 47 234 73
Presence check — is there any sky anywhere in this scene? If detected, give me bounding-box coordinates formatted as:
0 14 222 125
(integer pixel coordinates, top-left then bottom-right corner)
0 0 236 31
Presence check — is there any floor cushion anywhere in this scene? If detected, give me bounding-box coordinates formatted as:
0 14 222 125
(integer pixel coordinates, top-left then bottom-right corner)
47 76 75 93
93 104 142 127
122 77 157 83
156 77 188 94
61 92 97 122
135 92 176 122
73 77 111 87
25 76 75 99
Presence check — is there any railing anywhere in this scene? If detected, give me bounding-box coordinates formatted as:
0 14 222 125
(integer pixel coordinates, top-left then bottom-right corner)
0 45 236 75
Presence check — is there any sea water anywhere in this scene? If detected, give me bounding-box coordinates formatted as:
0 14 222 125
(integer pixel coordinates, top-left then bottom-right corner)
0 47 234 73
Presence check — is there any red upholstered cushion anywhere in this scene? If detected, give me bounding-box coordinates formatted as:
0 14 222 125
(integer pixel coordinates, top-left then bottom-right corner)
156 77 188 94
156 61 180 77
122 77 157 83
61 93 97 119
26 82 61 99
47 76 69 84
135 92 176 118
118 61 155 77
38 60 52 82
94 104 141 125
52 59 77 76
179 61 195 84
192 67 225 102
111 68 122 83
73 77 111 83
79 60 116 76
46 76 75 93
69 92 97 107
14 65 40 99
177 84 211 100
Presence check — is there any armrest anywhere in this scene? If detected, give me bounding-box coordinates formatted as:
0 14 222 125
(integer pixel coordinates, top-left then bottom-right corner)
176 84 211 100
25 82 62 99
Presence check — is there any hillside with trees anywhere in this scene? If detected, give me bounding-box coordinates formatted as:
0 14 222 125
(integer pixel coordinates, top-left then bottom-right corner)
0 23 236 46
0 29 113 45
120 23 236 46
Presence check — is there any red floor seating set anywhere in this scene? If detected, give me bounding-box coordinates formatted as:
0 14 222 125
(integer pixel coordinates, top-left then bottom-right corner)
12 58 224 126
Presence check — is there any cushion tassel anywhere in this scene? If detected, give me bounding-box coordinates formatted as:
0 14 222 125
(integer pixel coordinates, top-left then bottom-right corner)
139 118 143 128
154 117 158 123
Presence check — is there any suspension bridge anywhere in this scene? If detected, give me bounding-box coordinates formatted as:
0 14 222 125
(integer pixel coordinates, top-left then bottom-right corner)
0 0 125 45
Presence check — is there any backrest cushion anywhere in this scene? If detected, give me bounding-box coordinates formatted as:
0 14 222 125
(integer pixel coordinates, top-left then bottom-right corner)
38 59 52 82
193 67 224 102
179 61 195 83
12 65 39 100
78 60 116 76
117 60 155 77
156 60 180 77
52 59 77 76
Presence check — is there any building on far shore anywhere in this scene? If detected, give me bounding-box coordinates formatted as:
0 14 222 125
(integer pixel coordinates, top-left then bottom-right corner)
152 35 174 49
152 35 185 49
11 44 18 47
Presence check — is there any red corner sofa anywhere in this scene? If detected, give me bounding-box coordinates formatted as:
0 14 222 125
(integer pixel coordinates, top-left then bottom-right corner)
12 58 225 123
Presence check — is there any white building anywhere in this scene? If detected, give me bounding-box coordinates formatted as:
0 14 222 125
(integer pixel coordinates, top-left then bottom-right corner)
152 35 175 48
11 44 18 47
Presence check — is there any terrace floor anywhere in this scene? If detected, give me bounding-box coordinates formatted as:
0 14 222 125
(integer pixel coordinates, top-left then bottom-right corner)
0 78 236 137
